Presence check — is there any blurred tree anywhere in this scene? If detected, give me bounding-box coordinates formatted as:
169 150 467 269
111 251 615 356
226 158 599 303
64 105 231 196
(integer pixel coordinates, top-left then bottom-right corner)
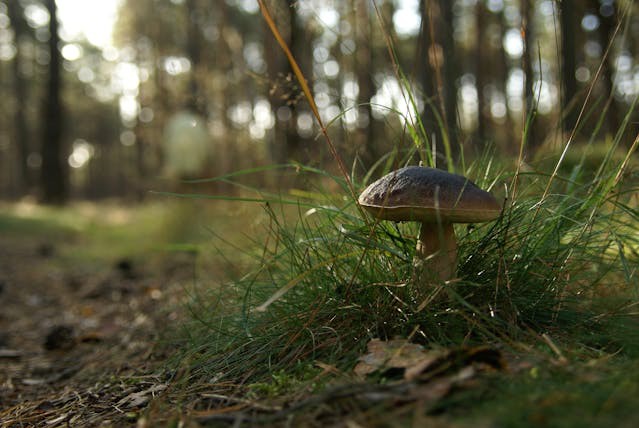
439 0 459 151
263 0 310 164
213 0 235 171
559 0 578 134
40 0 67 203
522 0 539 152
2 0 636 201
185 0 206 116
591 0 620 138
474 0 488 145
354 0 375 166
115 0 186 189
421 0 459 158
7 0 32 193
496 5 515 150
418 0 437 155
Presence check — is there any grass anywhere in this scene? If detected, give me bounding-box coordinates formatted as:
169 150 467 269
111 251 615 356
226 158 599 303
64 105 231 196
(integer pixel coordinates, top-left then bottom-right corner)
0 199 262 272
450 358 639 427
164 135 639 422
158 3 639 425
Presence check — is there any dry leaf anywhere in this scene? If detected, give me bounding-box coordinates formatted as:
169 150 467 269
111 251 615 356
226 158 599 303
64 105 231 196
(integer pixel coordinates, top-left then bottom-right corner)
115 383 168 409
355 339 505 380
354 339 444 377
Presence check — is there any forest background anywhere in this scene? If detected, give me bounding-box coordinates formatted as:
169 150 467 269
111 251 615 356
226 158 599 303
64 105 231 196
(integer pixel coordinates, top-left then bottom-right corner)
1 0 637 202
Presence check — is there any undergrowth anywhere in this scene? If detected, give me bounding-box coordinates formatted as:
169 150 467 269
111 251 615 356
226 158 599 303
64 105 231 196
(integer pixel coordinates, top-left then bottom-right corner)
168 142 639 388
164 0 639 413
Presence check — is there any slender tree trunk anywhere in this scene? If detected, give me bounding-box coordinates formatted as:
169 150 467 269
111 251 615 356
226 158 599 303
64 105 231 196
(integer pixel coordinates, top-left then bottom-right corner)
286 2 304 161
559 0 578 134
418 0 437 156
354 0 375 167
185 0 206 116
592 0 620 138
7 0 32 193
264 0 290 164
40 0 67 204
522 0 539 152
290 4 314 164
420 0 458 163
216 1 237 191
497 7 515 151
439 0 459 153
474 0 487 146
263 0 308 165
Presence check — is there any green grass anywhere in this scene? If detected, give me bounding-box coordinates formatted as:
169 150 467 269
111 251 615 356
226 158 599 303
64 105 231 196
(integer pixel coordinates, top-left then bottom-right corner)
163 4 639 424
0 203 80 238
162 47 639 420
168 141 639 382
161 58 639 418
159 147 639 427
449 358 639 427
0 200 257 268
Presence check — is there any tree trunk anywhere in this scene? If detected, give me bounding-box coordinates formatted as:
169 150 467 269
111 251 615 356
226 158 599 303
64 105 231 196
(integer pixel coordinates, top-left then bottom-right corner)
439 0 459 153
286 2 305 161
354 0 375 167
40 0 67 204
185 0 206 116
559 0 578 134
497 6 515 151
592 0 620 139
419 0 458 163
263 0 309 165
474 0 488 146
7 0 32 193
215 1 237 191
264 0 290 164
418 0 437 158
521 0 539 152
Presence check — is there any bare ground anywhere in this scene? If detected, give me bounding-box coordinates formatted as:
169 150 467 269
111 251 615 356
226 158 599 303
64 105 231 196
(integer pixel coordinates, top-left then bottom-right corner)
0 230 195 426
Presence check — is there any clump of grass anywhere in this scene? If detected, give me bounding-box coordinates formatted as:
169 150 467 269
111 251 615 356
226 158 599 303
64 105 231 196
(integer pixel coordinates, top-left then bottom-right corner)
168 136 639 388
164 0 639 397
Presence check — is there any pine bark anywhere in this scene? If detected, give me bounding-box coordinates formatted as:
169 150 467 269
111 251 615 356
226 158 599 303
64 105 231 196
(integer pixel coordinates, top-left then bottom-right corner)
7 1 32 193
559 0 578 134
40 0 68 204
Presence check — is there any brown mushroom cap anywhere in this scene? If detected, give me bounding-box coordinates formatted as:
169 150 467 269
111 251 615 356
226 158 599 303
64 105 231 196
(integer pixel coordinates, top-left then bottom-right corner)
358 166 501 223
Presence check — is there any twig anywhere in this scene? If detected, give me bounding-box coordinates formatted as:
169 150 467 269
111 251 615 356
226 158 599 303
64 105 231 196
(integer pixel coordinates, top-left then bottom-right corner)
195 381 414 424
541 333 568 364
199 393 282 411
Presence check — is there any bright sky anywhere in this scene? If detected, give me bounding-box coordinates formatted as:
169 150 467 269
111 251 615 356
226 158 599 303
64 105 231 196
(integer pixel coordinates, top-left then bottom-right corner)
57 0 122 47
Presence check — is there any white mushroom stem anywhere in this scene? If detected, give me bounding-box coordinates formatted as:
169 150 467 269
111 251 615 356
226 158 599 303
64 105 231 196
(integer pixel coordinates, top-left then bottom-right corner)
414 222 457 283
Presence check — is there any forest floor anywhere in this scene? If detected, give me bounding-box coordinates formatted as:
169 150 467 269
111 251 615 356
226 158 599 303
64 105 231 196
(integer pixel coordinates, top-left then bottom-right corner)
2 200 639 427
0 201 201 426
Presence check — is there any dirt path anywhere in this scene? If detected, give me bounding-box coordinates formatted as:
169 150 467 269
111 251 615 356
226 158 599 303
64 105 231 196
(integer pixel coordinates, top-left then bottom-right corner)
0 233 191 426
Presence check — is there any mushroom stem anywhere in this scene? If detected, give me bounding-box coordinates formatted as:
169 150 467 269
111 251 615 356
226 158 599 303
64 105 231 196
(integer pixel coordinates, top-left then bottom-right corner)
413 222 457 284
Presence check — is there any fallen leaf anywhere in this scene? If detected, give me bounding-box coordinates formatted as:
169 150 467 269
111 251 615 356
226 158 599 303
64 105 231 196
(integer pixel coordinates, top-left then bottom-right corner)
354 339 444 377
315 361 341 375
355 339 506 380
115 383 168 409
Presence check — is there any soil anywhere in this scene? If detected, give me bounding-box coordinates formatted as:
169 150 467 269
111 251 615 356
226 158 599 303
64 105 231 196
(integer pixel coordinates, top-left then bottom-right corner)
0 233 193 426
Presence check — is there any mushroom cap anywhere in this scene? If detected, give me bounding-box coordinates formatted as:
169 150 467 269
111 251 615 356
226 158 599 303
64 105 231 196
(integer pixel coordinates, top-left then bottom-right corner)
358 166 501 223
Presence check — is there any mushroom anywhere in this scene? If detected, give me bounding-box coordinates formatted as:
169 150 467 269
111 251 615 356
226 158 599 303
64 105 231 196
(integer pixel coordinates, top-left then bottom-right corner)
358 166 501 289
